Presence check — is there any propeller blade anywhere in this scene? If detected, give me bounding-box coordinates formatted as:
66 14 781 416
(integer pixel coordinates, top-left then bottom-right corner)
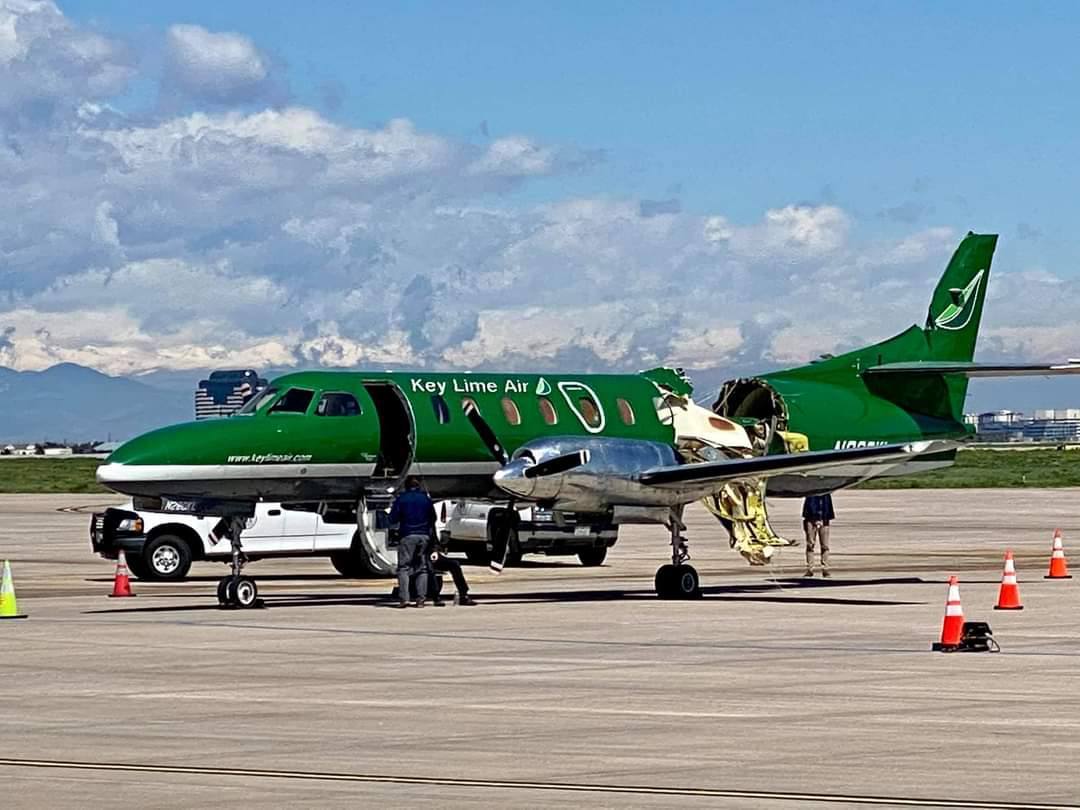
464 402 509 465
524 449 591 479
487 503 517 574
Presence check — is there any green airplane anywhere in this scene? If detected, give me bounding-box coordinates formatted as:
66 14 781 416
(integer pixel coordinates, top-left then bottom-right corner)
97 232 1080 606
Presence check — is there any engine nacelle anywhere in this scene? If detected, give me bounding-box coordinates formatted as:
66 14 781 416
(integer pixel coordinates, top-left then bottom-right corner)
493 436 682 511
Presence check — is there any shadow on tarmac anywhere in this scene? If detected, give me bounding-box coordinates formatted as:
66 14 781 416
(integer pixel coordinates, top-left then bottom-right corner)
81 576 927 615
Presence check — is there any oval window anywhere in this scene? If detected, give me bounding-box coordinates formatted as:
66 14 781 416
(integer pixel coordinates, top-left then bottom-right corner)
616 398 635 425
578 397 602 429
538 397 558 425
557 381 606 433
501 397 522 426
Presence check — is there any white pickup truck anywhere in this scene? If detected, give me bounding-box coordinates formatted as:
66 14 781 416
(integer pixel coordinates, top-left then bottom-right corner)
90 498 619 581
441 502 618 566
89 501 398 581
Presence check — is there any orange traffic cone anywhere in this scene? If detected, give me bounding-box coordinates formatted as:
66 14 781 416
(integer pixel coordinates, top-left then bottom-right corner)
994 550 1023 610
1045 529 1072 580
109 549 136 598
933 575 965 650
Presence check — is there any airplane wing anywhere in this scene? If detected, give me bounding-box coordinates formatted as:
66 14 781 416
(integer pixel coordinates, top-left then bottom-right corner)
638 440 953 490
862 361 1080 378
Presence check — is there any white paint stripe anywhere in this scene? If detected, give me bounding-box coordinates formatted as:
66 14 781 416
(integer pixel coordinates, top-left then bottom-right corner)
408 461 500 476
97 463 376 483
113 690 768 719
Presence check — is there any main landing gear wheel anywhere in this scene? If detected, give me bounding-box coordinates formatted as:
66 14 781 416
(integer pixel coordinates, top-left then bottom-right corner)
217 576 260 608
655 564 701 599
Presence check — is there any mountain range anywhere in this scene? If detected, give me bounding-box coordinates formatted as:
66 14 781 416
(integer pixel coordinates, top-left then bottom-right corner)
2 362 1078 444
0 364 193 444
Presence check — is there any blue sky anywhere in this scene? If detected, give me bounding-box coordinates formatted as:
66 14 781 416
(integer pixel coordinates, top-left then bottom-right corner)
3 1 1080 409
60 1 1080 243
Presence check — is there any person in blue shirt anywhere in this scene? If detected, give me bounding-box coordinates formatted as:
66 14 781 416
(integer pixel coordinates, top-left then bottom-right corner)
802 493 835 578
389 476 435 607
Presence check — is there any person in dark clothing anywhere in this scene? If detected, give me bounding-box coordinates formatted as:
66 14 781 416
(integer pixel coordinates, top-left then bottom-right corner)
802 493 835 578
428 530 476 606
389 476 435 607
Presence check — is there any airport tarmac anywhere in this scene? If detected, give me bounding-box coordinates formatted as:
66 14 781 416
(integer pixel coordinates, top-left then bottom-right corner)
2 490 1080 809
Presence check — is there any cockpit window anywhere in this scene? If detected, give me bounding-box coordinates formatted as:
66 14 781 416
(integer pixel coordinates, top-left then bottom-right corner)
315 392 362 417
236 387 278 415
268 388 315 414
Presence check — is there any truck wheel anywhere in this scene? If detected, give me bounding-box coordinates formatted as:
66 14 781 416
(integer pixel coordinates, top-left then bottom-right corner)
125 554 152 580
331 550 368 578
464 546 490 566
144 535 193 580
577 547 608 567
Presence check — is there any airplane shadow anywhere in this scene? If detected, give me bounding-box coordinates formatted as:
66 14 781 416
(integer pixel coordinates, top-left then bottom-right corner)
81 576 927 614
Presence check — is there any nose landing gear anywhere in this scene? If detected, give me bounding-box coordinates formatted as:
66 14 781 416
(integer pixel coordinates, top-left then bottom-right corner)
654 508 701 599
214 517 264 609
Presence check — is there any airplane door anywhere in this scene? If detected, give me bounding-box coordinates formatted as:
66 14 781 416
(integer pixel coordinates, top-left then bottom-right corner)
361 382 416 485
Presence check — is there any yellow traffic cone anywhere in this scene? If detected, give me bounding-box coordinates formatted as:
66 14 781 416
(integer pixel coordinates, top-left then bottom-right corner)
0 560 27 619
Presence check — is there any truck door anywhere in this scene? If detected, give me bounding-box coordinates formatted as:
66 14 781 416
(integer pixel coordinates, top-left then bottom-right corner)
241 503 315 552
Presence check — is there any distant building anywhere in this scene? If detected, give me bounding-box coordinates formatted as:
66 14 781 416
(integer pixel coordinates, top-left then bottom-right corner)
968 408 1080 443
42 446 73 456
195 369 267 420
1024 415 1080 443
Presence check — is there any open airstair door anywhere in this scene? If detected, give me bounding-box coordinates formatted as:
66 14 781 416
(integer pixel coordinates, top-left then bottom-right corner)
362 382 415 484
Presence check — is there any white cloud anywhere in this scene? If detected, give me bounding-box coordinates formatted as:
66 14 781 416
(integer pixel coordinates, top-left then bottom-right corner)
0 0 133 118
163 23 274 104
0 2 1075 380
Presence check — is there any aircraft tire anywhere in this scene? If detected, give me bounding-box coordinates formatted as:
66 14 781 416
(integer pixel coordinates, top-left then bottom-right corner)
217 576 232 605
655 564 701 599
233 576 258 608
577 547 607 567
673 564 701 599
654 564 676 598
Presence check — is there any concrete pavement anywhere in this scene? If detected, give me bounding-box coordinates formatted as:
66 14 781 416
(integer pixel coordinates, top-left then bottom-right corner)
2 490 1080 808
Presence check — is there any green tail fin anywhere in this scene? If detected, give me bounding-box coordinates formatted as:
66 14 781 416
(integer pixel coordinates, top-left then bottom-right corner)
764 232 998 424
923 232 997 361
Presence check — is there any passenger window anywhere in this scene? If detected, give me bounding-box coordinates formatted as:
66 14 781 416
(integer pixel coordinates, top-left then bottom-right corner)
236 387 277 415
315 392 361 417
578 397 602 429
538 397 558 425
501 397 522 426
617 398 635 425
268 388 314 414
557 381 606 433
432 395 451 424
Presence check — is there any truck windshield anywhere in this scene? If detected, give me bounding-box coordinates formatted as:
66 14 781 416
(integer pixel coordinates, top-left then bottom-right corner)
236 387 278 415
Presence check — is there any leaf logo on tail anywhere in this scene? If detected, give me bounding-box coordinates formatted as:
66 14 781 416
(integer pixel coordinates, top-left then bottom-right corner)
934 269 985 331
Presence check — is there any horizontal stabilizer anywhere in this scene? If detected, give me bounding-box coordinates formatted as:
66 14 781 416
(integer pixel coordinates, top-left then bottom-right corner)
639 441 954 490
863 361 1080 378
